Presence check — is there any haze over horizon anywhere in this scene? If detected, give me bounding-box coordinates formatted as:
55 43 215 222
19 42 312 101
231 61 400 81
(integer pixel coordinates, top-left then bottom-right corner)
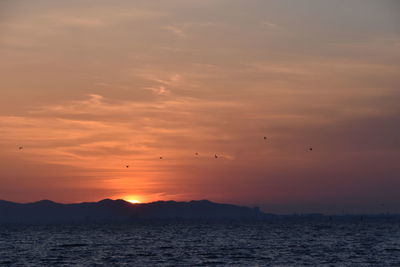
1 0 399 214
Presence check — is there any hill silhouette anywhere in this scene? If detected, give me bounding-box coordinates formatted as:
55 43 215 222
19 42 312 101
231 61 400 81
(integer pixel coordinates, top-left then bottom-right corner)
0 199 264 223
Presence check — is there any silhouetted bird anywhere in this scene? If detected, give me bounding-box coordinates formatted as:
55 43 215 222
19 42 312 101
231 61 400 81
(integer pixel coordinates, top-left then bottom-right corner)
19 146 23 150
309 147 313 151
160 156 163 160
264 136 267 140
126 165 129 168
195 152 199 156
215 154 218 159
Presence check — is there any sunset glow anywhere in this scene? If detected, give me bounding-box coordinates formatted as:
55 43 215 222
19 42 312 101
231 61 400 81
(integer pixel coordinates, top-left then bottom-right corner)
0 0 399 214
126 199 141 204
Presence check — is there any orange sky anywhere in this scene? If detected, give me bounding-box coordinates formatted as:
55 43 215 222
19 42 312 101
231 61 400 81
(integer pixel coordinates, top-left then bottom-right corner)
1 0 399 213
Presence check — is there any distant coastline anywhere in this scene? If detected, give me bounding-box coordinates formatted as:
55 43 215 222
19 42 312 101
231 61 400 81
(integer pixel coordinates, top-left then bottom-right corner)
0 199 398 224
0 199 263 223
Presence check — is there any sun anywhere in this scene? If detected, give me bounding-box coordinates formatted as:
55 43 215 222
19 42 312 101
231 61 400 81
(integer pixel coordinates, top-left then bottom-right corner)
126 199 141 204
121 195 144 204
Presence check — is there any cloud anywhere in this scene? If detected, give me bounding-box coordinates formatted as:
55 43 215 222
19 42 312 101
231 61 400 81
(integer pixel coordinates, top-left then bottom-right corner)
143 74 182 96
163 25 186 38
1 93 245 169
44 7 168 27
261 21 281 31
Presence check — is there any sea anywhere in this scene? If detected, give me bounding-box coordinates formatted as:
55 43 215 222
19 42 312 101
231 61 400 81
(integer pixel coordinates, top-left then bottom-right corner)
0 219 399 266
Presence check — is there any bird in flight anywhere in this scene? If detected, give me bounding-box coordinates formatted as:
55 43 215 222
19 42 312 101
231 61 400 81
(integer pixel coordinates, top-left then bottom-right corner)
19 146 23 150
195 152 199 156
126 165 130 168
215 154 218 159
160 156 163 160
309 147 313 151
264 136 267 140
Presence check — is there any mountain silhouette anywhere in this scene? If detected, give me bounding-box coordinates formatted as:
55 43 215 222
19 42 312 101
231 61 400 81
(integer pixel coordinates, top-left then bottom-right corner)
0 199 264 223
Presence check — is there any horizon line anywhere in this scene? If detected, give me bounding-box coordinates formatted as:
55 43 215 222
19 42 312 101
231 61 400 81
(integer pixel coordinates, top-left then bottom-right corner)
0 198 397 216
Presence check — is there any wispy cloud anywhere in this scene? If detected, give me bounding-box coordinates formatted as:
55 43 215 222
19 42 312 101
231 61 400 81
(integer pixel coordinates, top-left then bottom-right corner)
1 94 245 168
163 25 186 38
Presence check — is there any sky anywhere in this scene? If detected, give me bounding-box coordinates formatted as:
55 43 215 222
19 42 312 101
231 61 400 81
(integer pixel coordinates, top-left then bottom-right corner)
0 0 399 214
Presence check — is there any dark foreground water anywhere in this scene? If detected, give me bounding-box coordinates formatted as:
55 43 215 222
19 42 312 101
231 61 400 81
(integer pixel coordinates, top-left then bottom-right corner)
1 220 400 266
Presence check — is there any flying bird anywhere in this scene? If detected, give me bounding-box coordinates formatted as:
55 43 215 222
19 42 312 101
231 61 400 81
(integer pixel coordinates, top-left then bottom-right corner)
309 147 313 151
214 154 218 159
19 146 23 150
195 152 199 156
160 156 163 160
126 165 130 168
264 136 267 140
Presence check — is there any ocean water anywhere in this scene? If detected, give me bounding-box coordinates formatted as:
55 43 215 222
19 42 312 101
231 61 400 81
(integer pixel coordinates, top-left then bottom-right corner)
0 220 399 266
